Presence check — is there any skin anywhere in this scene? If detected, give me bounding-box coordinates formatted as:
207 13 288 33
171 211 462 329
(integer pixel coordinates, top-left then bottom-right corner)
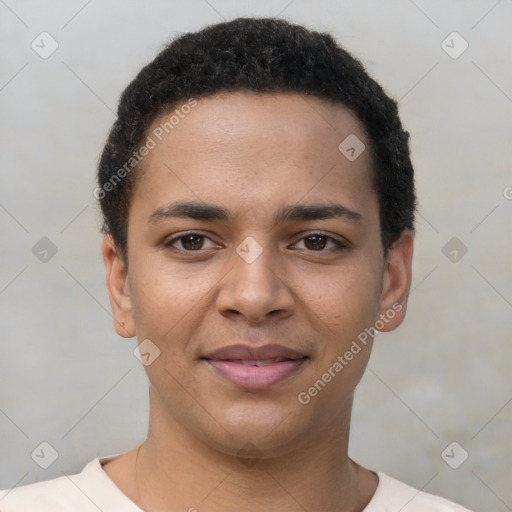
101 91 414 512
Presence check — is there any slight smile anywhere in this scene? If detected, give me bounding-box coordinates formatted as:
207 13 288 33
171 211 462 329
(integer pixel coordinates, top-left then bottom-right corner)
201 344 309 390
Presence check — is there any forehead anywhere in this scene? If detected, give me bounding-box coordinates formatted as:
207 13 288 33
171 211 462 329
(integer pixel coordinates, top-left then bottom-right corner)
148 91 369 162
132 91 377 226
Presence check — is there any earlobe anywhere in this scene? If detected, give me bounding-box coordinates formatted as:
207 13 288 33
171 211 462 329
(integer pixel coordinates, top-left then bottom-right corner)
101 235 136 338
377 230 414 333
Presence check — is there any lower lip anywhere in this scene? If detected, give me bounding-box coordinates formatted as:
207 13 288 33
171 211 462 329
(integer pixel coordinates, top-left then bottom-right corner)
204 358 307 390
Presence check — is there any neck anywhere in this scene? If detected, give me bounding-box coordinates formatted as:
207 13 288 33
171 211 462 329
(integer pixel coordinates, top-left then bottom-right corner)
132 389 377 512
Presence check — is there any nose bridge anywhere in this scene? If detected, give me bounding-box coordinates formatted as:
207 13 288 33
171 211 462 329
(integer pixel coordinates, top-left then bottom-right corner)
232 234 280 292
216 234 293 321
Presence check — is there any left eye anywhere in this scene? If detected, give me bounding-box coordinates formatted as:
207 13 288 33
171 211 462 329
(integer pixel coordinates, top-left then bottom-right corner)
294 233 346 251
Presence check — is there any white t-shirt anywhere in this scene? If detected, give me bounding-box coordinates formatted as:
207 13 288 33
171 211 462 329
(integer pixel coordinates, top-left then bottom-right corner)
0 454 473 511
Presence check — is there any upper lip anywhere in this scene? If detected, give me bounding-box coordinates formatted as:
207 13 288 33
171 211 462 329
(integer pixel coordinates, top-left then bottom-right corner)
202 344 307 361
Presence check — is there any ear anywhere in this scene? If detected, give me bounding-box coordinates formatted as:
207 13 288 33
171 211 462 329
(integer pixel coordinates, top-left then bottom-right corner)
376 229 414 332
102 235 136 338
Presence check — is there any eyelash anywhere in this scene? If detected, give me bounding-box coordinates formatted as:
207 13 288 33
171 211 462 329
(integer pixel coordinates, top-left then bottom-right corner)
162 231 349 254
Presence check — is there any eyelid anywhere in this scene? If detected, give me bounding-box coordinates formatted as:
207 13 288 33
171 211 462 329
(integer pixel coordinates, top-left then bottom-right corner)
163 230 220 248
291 231 350 250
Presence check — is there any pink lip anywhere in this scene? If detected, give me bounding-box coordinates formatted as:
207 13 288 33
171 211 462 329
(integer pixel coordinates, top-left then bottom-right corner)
204 358 307 390
201 344 308 390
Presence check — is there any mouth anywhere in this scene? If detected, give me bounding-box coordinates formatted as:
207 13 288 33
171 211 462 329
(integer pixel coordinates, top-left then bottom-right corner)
217 357 302 366
200 344 309 390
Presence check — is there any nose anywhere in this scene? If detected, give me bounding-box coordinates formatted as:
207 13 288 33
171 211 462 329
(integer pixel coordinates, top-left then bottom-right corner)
215 237 295 324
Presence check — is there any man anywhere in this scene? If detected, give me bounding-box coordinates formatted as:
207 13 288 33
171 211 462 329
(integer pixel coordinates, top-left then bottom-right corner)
0 17 472 511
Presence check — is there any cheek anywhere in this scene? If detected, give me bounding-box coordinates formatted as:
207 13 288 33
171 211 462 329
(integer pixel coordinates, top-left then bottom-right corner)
129 259 217 340
128 264 203 387
298 260 382 333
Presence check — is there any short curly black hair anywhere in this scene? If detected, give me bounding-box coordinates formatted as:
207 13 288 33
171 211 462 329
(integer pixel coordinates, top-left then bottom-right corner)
97 17 416 265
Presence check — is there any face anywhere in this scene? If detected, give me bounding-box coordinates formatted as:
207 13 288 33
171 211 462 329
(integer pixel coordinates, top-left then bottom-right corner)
103 91 413 458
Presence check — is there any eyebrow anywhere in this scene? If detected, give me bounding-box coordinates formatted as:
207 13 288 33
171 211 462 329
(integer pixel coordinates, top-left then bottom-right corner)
148 201 363 224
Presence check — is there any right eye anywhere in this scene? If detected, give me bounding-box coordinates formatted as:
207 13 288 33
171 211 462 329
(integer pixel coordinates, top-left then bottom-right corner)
163 232 220 252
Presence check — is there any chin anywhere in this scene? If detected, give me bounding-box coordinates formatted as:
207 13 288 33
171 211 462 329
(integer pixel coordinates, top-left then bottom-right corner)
195 401 311 459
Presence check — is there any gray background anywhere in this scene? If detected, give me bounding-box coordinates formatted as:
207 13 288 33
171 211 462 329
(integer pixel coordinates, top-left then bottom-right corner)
1 0 511 510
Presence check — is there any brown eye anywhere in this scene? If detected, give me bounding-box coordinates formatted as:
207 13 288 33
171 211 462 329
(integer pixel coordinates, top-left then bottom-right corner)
294 233 347 252
180 234 204 250
304 235 328 250
164 232 218 252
